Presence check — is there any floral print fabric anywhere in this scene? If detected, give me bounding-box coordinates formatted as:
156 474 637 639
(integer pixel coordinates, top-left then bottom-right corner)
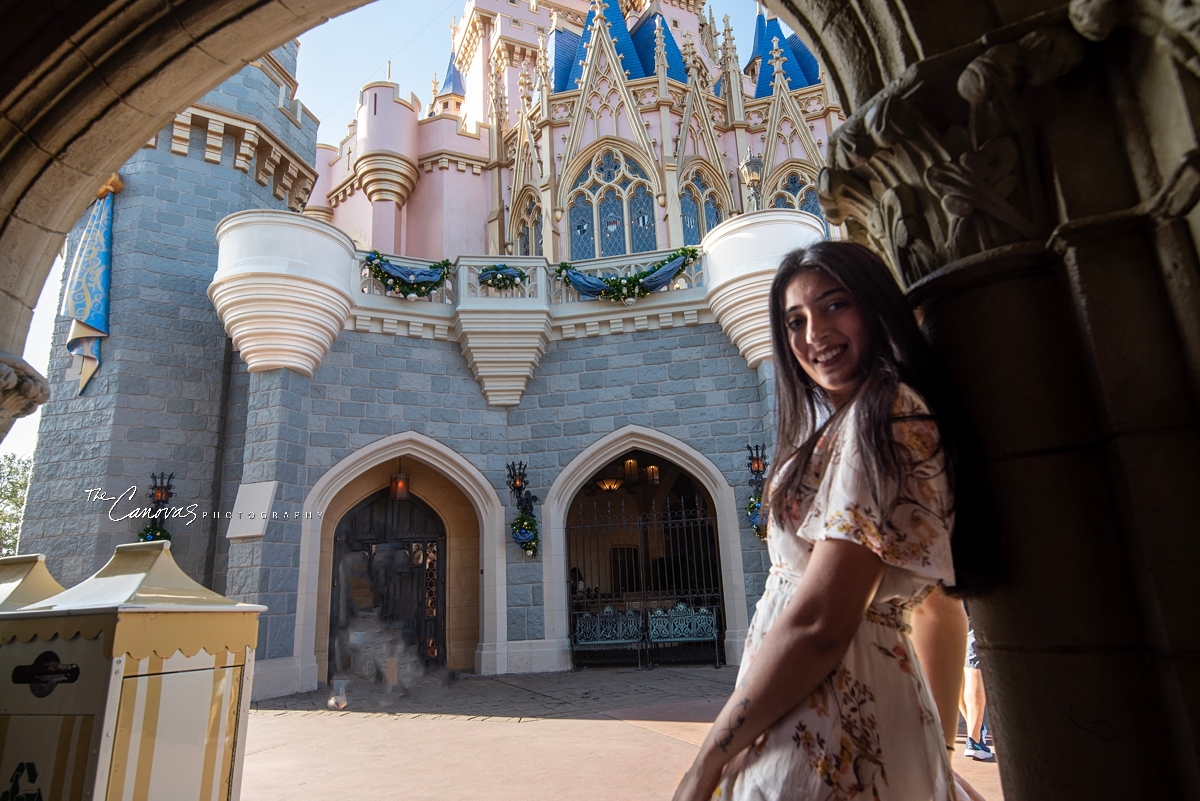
715 385 956 801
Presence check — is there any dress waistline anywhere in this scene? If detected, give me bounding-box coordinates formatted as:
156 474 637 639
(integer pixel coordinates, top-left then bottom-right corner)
768 564 913 634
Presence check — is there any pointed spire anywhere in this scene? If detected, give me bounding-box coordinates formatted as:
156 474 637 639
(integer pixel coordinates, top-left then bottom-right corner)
593 0 608 22
720 14 739 71
518 57 533 109
681 32 708 89
429 73 439 117
653 16 668 76
768 36 790 93
536 34 550 90
489 48 508 127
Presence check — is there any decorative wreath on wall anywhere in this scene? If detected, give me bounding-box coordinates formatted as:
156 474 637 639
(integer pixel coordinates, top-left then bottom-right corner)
746 494 766 541
553 246 698 306
363 251 452 299
139 523 172 542
479 264 528 292
511 512 539 558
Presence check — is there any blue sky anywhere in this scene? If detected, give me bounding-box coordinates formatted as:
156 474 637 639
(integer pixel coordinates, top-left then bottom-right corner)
7 0 776 458
295 0 769 145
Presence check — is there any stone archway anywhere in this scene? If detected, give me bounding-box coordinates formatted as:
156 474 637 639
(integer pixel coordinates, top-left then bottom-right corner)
9 2 1200 796
300 431 506 687
542 425 749 669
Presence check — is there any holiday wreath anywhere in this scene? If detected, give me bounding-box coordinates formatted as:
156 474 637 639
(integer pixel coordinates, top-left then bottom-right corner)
479 264 528 292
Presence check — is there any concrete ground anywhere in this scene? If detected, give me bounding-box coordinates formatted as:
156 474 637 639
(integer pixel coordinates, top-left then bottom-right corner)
244 666 1003 800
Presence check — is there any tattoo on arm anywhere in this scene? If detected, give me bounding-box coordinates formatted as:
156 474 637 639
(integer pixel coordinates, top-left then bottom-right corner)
715 698 751 753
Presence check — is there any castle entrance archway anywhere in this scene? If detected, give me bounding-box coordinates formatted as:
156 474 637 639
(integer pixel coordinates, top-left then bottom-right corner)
564 449 724 668
329 489 447 687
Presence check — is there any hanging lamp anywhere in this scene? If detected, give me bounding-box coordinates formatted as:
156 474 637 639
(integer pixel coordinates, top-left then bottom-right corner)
390 457 409 501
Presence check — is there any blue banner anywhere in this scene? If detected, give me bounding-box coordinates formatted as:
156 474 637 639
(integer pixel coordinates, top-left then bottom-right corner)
60 192 113 394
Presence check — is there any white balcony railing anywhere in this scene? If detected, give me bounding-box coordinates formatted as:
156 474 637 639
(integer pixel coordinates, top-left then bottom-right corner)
354 249 703 309
547 249 704 305
358 251 456 306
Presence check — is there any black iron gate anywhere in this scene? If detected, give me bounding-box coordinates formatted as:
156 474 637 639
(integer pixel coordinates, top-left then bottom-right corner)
566 495 724 668
329 490 447 681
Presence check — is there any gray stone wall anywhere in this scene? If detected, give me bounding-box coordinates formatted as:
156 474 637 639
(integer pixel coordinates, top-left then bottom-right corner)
22 49 316 586
267 322 772 655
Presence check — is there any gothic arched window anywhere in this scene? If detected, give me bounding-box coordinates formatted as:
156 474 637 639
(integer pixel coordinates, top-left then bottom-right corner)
567 150 658 259
680 170 723 246
770 171 807 209
514 196 543 257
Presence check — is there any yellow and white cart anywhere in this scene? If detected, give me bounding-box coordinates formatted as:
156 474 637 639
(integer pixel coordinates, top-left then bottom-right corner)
0 541 265 800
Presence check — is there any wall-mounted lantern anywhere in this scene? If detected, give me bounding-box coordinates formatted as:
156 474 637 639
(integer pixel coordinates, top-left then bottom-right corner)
739 147 765 212
747 444 768 495
645 464 660 485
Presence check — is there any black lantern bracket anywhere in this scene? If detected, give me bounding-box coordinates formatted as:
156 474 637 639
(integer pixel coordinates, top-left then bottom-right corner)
506 461 539 515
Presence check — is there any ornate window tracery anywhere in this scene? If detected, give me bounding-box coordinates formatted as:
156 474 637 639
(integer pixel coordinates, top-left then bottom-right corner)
769 170 822 217
514 195 543 257
680 170 723 246
567 149 658 260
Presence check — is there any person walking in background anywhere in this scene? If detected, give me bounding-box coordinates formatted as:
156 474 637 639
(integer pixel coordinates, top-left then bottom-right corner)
962 623 995 761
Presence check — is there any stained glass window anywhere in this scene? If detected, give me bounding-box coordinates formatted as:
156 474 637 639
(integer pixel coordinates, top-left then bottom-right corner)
570 194 594 261
679 169 724 245
680 189 701 246
566 149 658 258
630 185 657 253
514 196 544 257
769 172 806 209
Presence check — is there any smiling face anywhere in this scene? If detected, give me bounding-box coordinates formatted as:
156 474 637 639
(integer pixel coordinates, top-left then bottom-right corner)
783 269 873 409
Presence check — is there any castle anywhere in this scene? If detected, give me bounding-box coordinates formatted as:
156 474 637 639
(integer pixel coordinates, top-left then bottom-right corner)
24 0 836 699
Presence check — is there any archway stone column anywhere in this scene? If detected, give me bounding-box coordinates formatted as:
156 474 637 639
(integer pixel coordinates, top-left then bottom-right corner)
812 10 1200 799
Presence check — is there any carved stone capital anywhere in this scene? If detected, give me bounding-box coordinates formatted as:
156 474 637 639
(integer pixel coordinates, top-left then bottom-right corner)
0 351 49 437
818 23 1087 290
1070 0 1200 77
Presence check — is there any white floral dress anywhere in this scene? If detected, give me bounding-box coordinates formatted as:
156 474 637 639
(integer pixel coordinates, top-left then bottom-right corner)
716 385 957 801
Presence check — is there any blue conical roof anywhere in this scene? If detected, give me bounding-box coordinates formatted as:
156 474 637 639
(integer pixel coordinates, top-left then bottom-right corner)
566 4 646 90
548 27 582 93
629 12 687 83
749 15 818 98
440 53 466 95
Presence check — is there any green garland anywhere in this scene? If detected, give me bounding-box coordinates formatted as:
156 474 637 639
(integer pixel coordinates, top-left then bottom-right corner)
139 522 171 542
511 511 539 558
364 251 452 299
479 264 528 292
746 493 766 541
553 246 699 303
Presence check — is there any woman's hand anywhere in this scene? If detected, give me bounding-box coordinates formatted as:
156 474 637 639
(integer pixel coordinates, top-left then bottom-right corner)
672 759 723 801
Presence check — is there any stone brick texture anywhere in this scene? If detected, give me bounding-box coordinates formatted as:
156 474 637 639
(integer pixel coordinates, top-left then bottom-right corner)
21 47 316 587
21 45 775 659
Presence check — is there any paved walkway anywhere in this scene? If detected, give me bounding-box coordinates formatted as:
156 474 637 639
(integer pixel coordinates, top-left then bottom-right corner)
243 666 1003 800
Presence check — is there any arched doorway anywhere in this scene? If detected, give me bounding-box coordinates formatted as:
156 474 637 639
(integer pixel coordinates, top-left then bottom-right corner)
565 449 724 668
328 489 447 686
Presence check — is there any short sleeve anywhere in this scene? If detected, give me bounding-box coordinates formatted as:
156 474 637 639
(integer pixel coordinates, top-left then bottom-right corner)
797 385 956 586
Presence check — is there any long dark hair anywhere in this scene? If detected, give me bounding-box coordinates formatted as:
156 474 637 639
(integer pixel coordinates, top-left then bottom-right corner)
764 241 998 596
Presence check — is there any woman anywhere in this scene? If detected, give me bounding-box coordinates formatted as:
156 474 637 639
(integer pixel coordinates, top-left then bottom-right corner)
674 242 993 801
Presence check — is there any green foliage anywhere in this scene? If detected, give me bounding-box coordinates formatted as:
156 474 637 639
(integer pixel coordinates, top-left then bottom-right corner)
554 246 699 303
138 522 172 542
510 511 539 558
746 493 766 541
0 453 32 556
479 264 528 291
364 252 452 299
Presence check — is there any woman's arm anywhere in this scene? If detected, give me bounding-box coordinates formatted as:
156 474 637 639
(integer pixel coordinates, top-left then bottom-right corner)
909 586 968 749
673 539 886 801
